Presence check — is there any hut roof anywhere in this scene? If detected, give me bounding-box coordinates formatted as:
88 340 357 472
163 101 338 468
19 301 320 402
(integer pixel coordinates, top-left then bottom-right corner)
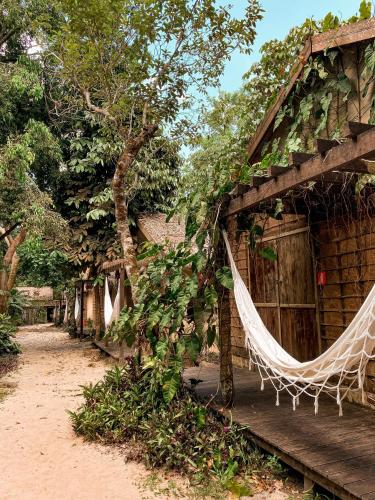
247 18 375 164
101 212 185 272
137 212 185 246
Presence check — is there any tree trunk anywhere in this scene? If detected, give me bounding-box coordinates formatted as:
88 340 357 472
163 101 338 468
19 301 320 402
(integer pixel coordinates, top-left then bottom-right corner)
0 228 26 314
112 126 158 295
7 253 20 290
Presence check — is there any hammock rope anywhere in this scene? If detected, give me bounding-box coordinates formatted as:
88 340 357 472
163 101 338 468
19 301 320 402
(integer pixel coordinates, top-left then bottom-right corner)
223 231 375 414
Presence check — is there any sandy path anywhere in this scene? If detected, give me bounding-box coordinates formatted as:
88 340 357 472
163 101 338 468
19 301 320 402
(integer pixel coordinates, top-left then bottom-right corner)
0 324 155 500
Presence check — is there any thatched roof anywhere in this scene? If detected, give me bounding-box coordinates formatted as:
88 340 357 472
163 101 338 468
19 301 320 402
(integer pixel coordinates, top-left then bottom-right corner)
137 212 185 246
101 212 186 272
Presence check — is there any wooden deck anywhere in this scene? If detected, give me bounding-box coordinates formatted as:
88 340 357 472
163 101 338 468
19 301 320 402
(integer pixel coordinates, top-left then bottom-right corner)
184 363 375 500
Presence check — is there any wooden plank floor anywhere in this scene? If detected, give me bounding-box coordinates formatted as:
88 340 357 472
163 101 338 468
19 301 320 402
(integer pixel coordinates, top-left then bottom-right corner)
184 363 375 500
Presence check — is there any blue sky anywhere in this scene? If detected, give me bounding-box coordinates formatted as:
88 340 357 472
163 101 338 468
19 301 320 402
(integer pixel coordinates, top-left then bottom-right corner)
218 0 361 93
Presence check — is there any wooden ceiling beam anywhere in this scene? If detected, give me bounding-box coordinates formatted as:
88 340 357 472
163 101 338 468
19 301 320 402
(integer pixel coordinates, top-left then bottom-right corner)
268 165 292 177
315 138 339 154
226 126 375 217
342 121 375 138
288 152 315 166
251 175 271 188
247 19 375 163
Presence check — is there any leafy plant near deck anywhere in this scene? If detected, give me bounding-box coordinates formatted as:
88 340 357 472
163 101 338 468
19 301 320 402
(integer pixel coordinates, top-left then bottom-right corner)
109 238 233 403
0 314 21 356
70 360 266 489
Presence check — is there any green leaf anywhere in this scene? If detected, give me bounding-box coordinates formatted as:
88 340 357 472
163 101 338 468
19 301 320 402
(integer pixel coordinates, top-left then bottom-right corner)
359 0 372 20
216 266 234 290
204 285 218 306
258 246 277 261
194 407 206 429
162 373 180 403
186 334 201 363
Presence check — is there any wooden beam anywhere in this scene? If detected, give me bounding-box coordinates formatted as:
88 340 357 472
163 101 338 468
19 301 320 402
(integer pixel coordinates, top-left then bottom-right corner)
247 41 312 160
315 138 339 154
311 17 375 53
231 183 249 196
289 152 315 166
268 165 292 177
247 19 375 164
342 121 375 138
251 175 270 188
227 126 375 216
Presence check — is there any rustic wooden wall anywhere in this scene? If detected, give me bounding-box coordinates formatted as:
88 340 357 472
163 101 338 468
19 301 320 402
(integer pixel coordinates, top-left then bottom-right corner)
314 214 375 404
229 214 320 366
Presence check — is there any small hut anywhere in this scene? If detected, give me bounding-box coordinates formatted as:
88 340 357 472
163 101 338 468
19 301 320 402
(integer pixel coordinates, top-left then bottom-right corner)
76 213 185 345
17 286 60 324
220 18 375 409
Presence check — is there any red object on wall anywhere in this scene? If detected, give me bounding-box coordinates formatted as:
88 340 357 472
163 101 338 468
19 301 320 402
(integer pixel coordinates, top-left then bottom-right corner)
317 271 327 286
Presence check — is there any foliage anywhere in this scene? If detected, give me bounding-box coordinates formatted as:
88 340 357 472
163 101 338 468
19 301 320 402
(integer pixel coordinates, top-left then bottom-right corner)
56 118 181 271
16 237 69 288
0 314 21 356
109 236 233 402
71 361 262 486
7 289 30 324
52 0 263 137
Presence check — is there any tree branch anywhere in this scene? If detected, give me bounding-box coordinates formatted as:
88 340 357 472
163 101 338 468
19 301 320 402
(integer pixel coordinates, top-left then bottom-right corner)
82 89 117 123
0 223 19 242
3 227 26 268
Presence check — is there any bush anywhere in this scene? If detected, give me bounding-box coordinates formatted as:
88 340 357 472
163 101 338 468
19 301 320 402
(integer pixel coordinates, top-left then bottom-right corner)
70 359 261 484
0 314 21 356
8 289 29 325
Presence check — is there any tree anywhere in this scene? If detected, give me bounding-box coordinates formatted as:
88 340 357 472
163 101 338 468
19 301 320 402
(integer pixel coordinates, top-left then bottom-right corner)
49 0 262 292
0 0 52 62
16 236 69 289
52 118 181 274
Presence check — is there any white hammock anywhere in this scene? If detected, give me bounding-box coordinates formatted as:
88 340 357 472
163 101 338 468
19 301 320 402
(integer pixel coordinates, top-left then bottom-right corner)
110 282 121 324
63 294 68 324
74 291 80 321
223 231 375 415
104 277 113 329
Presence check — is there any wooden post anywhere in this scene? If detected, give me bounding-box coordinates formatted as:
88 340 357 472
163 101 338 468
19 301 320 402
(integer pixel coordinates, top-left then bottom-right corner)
79 280 84 340
218 216 235 407
219 282 234 407
94 284 101 340
118 269 126 364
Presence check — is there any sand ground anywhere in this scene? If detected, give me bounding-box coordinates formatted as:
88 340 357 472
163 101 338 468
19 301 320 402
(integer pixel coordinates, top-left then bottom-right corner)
0 324 294 500
0 324 156 500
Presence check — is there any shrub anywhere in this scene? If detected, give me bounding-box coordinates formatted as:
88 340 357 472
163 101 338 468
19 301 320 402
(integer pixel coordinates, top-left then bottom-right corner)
0 314 21 356
70 359 261 484
8 289 29 325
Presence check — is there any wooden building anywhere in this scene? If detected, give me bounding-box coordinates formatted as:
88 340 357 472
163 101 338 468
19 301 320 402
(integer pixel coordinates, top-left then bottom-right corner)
17 286 60 324
76 213 185 341
221 18 375 409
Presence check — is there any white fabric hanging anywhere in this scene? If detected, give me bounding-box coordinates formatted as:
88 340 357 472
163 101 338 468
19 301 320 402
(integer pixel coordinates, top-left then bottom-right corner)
104 277 114 329
110 282 121 324
63 294 68 324
74 290 80 321
223 230 375 415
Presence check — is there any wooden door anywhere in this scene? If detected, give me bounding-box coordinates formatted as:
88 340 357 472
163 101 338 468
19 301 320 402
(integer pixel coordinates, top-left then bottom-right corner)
248 226 320 361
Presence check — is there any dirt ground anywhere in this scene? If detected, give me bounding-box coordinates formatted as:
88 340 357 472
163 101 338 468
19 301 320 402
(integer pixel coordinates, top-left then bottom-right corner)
0 324 295 500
